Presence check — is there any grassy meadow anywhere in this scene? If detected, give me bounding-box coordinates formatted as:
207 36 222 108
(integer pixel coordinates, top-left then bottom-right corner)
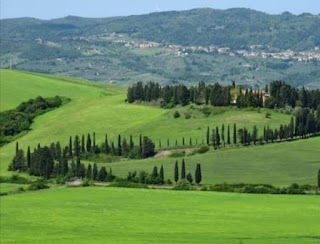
0 69 319 186
1 69 320 244
1 187 320 243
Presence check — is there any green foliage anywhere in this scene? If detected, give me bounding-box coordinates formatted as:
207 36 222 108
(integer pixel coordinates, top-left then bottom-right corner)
111 179 148 189
173 179 192 190
27 180 49 191
0 96 67 145
173 111 180 118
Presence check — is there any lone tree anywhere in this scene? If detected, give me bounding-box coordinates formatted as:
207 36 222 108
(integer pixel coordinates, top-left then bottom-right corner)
195 163 202 185
174 160 179 183
318 169 320 189
181 158 186 179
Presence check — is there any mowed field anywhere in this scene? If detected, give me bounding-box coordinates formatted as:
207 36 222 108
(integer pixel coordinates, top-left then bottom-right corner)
0 69 319 186
1 187 320 244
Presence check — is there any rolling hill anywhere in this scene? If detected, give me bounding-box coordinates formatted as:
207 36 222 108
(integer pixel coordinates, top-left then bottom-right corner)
1 69 319 186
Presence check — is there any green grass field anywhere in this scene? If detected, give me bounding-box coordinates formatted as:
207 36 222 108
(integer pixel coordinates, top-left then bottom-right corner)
0 69 319 186
1 187 319 243
101 137 320 186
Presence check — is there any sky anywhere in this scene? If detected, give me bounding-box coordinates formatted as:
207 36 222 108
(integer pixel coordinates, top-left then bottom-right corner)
1 0 319 20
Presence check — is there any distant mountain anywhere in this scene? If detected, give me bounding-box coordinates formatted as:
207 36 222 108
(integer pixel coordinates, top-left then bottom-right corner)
1 8 320 87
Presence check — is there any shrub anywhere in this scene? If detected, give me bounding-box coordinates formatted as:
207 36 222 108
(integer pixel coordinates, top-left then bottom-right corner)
82 178 94 187
111 180 148 189
173 111 180 118
28 181 49 191
173 179 191 190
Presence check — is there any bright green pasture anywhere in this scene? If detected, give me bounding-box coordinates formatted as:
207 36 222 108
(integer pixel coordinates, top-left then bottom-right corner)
103 136 320 186
1 187 319 243
0 70 292 175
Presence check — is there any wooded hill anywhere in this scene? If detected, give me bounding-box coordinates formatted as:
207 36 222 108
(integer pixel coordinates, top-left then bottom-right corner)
1 8 320 87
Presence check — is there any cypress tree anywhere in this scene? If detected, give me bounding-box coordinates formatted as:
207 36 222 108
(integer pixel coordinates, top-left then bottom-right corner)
15 141 19 155
189 137 192 146
61 149 68 176
318 169 320 189
104 134 110 154
195 163 202 185
93 132 96 153
233 124 237 145
121 138 129 157
69 136 73 157
215 127 220 147
152 166 158 179
167 138 170 147
86 164 92 179
159 140 161 149
27 146 31 169
55 142 62 161
129 135 134 150
110 142 116 155
181 159 186 179
186 172 193 184
182 137 185 146
174 160 179 183
221 124 225 147
139 134 142 156
206 126 210 145
93 163 98 181
159 165 164 184
227 125 231 145
74 135 80 157
81 135 85 154
175 139 178 146
252 125 258 145
117 134 122 156
86 133 91 153
98 167 107 181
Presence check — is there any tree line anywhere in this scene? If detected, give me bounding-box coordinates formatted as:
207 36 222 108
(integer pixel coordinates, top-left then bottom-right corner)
0 96 67 146
127 81 320 110
127 81 230 107
207 111 320 148
8 132 156 179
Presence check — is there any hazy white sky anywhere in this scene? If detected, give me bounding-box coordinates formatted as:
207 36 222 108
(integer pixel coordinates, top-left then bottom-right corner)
1 0 319 20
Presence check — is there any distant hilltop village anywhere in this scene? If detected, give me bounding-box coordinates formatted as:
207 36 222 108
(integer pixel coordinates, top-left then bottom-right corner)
89 33 320 62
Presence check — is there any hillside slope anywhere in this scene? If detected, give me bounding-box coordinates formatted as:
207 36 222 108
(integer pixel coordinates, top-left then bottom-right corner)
1 70 319 186
1 8 320 87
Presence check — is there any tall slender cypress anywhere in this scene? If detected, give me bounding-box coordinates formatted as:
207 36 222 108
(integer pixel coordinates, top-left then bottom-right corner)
181 159 186 179
159 165 164 184
206 126 210 145
93 132 96 153
318 169 320 189
227 125 231 145
93 163 98 181
69 136 73 157
129 135 134 150
195 163 202 185
174 160 179 183
233 123 237 145
81 135 85 154
117 134 122 156
221 124 225 147
27 146 31 169
74 135 80 157
104 134 110 154
86 133 91 153
16 141 19 155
